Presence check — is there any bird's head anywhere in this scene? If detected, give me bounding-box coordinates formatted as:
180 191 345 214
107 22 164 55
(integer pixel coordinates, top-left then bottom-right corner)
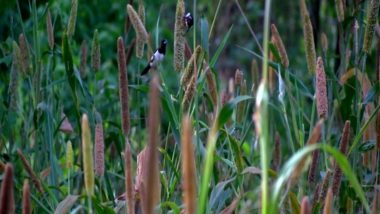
161 39 168 46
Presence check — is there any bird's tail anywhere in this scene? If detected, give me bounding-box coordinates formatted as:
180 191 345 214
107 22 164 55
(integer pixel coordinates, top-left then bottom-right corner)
141 64 150 75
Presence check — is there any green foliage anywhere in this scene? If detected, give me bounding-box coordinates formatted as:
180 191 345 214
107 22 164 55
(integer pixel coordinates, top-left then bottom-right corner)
0 0 379 213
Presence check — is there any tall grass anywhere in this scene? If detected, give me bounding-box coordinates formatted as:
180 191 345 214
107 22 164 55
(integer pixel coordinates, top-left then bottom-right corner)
1 0 379 213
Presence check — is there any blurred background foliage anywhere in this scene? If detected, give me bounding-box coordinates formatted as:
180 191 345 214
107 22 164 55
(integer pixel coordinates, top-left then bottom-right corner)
0 0 379 213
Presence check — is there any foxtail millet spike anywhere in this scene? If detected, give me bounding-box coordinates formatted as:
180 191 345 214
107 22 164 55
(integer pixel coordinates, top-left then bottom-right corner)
67 0 78 37
332 120 350 195
82 114 94 196
181 116 197 214
117 37 130 136
174 0 186 71
271 24 289 68
127 4 149 42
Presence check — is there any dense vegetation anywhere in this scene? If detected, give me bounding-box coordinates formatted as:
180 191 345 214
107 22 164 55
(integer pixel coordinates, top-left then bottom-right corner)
0 0 379 213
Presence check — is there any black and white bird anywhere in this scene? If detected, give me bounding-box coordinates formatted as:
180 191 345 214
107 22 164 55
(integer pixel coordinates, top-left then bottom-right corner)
141 39 167 75
183 12 194 32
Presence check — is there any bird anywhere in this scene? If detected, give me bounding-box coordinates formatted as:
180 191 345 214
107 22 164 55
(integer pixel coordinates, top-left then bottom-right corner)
183 12 193 32
141 39 167 75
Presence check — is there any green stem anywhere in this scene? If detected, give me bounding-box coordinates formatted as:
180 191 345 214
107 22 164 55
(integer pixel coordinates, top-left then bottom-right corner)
260 1 271 213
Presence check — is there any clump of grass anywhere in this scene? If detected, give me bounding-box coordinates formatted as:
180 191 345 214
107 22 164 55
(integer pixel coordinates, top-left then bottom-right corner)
67 0 78 38
363 0 380 53
127 4 149 43
300 0 316 73
91 29 101 71
94 113 104 177
46 9 54 50
0 164 15 214
332 120 350 195
124 140 134 214
181 116 197 214
316 56 328 118
117 37 130 136
174 0 186 71
22 180 31 214
82 114 94 197
271 24 289 68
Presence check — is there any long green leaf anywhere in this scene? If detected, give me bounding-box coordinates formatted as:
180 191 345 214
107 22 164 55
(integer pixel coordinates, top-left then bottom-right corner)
210 25 233 67
270 144 370 214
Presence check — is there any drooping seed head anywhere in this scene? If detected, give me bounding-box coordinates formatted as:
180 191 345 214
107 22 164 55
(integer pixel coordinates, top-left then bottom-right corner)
127 4 149 42
136 0 146 59
17 149 44 193
303 15 316 74
180 45 202 88
271 24 289 68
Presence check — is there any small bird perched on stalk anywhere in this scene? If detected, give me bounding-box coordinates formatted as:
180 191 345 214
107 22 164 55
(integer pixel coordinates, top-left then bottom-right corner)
184 12 193 32
141 39 167 75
